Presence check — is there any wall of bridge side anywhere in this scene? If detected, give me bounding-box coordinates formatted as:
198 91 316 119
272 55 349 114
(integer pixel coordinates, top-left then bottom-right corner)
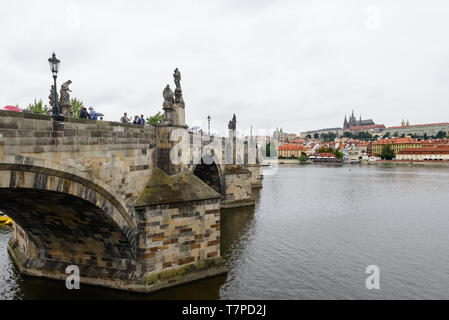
0 110 158 217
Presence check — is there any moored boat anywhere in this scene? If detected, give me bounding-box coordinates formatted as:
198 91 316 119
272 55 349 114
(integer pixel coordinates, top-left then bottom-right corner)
0 213 13 225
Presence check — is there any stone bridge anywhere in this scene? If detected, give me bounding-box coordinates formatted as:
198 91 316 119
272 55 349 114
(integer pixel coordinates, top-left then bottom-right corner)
0 76 262 292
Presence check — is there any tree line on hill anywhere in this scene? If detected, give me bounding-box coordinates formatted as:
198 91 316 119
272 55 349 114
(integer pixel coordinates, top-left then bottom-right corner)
305 130 447 142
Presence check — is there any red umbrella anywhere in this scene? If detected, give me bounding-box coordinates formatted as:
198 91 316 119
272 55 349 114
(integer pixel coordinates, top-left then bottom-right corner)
3 105 22 112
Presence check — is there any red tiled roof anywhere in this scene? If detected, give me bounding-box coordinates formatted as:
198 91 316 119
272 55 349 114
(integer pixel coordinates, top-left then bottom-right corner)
374 137 418 145
317 152 336 158
278 144 306 151
397 146 449 155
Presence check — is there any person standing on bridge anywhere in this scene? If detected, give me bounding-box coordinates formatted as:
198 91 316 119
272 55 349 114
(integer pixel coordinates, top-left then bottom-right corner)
79 105 89 119
89 106 98 120
120 112 131 123
133 115 142 125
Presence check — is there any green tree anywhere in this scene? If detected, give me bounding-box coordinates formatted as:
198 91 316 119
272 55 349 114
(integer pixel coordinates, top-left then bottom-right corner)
343 131 354 138
299 152 308 163
383 132 390 138
313 133 320 139
354 131 372 140
393 131 399 137
306 134 312 139
264 142 271 157
317 146 329 153
264 142 278 157
146 111 164 126
27 98 50 114
435 131 446 139
327 132 337 141
320 132 336 142
334 148 343 159
380 145 395 160
71 98 83 118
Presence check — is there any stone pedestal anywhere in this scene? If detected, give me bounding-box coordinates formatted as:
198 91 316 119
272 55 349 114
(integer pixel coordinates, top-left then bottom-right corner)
173 103 185 127
59 104 72 117
133 168 227 290
221 165 255 208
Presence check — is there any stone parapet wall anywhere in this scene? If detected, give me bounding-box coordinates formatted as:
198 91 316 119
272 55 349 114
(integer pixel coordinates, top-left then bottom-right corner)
0 111 157 212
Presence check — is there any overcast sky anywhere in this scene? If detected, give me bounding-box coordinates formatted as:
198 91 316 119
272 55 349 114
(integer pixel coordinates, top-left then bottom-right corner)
1 0 449 134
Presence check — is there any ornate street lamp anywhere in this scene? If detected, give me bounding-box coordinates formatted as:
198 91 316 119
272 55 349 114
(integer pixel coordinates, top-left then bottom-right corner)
48 52 61 116
207 115 211 136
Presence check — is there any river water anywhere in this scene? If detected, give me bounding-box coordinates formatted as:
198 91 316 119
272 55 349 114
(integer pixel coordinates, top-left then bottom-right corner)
1 164 449 299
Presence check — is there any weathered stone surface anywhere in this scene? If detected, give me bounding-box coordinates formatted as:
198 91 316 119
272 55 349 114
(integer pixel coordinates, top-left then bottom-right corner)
0 110 261 292
135 168 220 207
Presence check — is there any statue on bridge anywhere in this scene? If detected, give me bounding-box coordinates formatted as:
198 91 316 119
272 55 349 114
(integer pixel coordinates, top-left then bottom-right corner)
59 80 72 105
173 68 184 109
228 113 237 131
48 85 56 108
162 84 175 110
161 68 186 126
173 68 181 90
59 80 73 117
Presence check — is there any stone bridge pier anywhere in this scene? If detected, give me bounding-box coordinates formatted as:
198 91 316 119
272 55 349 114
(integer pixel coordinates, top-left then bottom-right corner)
0 72 262 292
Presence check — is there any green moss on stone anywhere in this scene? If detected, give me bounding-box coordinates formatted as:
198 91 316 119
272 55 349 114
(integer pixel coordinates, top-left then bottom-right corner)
135 168 221 207
224 165 251 175
144 257 225 285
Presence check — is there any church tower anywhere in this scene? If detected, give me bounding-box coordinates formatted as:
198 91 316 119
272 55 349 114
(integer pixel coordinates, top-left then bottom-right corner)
348 110 356 128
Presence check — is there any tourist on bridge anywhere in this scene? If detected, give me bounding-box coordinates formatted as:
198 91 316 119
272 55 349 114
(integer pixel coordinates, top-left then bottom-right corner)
89 106 98 120
133 115 142 125
120 112 131 123
140 114 146 125
79 106 89 119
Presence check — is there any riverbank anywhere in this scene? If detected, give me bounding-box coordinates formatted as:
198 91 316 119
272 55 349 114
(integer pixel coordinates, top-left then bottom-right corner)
266 159 449 168
366 160 449 167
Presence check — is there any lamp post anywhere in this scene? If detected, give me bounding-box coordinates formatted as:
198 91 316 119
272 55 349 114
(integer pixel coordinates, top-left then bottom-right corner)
48 52 61 117
207 115 211 136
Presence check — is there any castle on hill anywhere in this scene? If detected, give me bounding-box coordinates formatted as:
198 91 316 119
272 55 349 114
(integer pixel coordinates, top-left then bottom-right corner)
343 111 375 129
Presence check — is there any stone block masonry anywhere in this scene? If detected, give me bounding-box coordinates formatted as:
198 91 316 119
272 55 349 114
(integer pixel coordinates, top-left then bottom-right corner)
0 110 259 292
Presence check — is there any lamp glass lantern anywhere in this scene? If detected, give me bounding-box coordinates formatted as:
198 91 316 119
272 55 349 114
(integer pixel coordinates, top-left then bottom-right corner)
207 115 211 135
48 52 60 77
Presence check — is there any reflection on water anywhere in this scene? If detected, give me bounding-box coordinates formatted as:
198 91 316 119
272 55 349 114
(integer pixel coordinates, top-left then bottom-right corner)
2 165 449 299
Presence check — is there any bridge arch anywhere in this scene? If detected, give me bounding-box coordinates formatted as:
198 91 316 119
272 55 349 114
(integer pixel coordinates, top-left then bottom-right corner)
192 160 225 196
0 161 138 273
